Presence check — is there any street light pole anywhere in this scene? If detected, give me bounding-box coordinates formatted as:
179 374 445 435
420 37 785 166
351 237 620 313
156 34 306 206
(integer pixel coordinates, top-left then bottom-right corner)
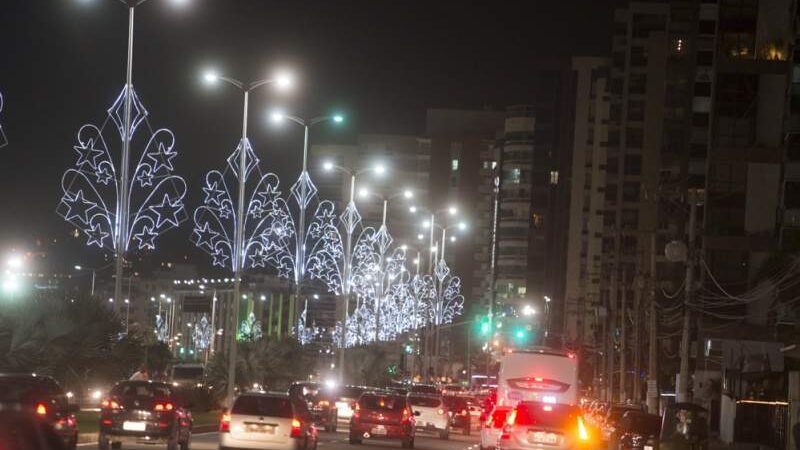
677 188 703 403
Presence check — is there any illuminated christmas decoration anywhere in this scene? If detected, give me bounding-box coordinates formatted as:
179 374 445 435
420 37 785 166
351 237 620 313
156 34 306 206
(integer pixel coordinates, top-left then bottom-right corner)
58 87 188 253
430 258 464 326
192 314 213 350
239 312 263 342
155 314 168 343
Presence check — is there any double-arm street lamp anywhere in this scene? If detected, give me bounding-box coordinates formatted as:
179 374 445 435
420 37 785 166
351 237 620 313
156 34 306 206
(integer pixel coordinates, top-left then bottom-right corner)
322 161 384 380
357 187 414 341
201 69 292 405
269 112 344 326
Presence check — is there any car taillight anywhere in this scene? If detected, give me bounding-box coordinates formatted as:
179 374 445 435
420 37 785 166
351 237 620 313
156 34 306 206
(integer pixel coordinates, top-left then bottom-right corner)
154 402 174 412
577 416 590 441
506 409 517 426
101 399 120 410
437 408 445 415
219 412 231 433
318 400 329 407
291 418 302 438
461 409 468 416
402 408 412 423
35 403 47 416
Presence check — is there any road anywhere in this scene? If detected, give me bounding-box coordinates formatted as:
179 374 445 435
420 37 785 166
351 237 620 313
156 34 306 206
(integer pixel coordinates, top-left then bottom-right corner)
81 430 482 450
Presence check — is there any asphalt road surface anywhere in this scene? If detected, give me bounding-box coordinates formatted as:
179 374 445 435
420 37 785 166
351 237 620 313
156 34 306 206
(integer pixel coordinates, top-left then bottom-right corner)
80 430 482 450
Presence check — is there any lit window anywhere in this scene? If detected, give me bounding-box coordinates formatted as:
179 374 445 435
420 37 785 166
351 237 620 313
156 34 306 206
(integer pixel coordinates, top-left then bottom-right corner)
451 159 459 171
491 161 498 169
532 213 543 229
517 286 527 295
511 168 521 183
550 170 559 185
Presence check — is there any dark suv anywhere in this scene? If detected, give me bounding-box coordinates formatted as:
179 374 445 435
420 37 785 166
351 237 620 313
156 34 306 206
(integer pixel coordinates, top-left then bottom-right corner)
349 391 416 448
289 382 338 432
0 373 79 450
99 380 192 450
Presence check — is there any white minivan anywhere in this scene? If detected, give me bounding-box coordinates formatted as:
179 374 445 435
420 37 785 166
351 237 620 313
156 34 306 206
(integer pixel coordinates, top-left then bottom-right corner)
220 392 318 450
496 348 578 407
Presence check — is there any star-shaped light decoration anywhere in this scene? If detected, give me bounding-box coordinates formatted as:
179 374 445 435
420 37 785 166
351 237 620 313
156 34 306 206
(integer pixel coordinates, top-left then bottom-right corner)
212 249 230 268
74 140 105 169
193 222 219 250
146 142 178 174
133 225 159 250
217 204 232 219
202 181 225 206
136 168 154 187
249 247 268 268
85 223 109 248
149 194 182 228
248 200 266 219
95 166 113 185
63 190 97 224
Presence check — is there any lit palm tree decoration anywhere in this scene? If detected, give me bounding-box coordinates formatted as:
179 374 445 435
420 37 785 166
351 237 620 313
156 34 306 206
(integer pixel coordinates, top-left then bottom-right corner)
239 312 263 342
430 258 464 327
192 314 213 350
58 88 187 265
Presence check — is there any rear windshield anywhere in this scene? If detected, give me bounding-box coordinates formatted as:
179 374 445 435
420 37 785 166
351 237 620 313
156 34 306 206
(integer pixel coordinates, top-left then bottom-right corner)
443 396 474 410
515 403 580 428
173 367 203 379
339 386 364 399
111 383 171 400
359 395 405 412
0 379 61 402
233 396 294 418
410 385 439 395
409 396 441 408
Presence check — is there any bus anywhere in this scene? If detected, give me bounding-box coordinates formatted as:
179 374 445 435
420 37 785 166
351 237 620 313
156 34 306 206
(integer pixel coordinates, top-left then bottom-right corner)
496 348 578 407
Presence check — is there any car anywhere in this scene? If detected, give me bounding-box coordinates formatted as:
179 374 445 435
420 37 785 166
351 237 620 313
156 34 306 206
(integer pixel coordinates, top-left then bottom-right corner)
444 395 479 435
603 403 647 442
220 392 318 450
0 374 79 450
409 384 439 396
349 391 416 448
497 401 593 450
335 385 365 425
289 382 338 432
617 411 661 450
98 380 192 450
479 406 512 450
407 393 449 439
0 411 73 450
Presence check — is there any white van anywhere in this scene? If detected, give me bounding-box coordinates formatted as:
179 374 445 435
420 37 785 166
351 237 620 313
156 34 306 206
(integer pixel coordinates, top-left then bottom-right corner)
496 348 578 407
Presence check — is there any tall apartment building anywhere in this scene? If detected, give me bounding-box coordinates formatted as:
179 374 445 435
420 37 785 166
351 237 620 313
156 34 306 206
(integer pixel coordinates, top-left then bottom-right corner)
564 58 611 353
571 0 797 400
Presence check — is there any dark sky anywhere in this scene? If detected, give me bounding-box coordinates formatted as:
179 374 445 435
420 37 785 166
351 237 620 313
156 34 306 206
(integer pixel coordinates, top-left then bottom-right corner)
0 0 613 268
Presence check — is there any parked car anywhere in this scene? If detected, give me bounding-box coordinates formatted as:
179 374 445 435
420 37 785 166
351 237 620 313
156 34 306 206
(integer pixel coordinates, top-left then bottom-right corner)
220 392 318 450
289 382 338 432
349 391 416 448
335 385 365 425
407 393 449 439
603 403 647 442
0 411 73 450
98 380 192 450
0 373 78 450
480 406 513 450
618 411 661 450
497 401 593 450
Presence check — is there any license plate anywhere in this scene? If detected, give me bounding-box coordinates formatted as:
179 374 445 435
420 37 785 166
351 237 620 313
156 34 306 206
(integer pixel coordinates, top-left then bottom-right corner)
246 424 275 433
528 431 558 445
122 421 147 432
372 426 387 435
644 446 654 450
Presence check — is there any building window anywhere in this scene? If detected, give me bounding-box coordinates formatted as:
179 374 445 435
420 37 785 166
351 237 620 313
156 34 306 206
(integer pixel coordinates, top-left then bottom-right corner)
492 161 498 169
532 213 544 229
517 286 527 295
451 159 459 171
511 168 521 184
549 171 559 185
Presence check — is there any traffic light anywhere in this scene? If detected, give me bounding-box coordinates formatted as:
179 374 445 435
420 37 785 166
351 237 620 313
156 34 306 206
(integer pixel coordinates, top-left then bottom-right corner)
404 343 413 354
513 327 528 343
476 314 492 336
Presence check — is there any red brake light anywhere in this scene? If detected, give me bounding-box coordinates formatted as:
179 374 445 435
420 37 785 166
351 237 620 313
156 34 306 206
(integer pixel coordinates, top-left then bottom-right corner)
506 409 517 426
461 409 468 416
102 399 120 410
219 412 231 433
291 418 302 438
402 407 412 423
353 402 361 419
155 402 174 412
35 403 47 416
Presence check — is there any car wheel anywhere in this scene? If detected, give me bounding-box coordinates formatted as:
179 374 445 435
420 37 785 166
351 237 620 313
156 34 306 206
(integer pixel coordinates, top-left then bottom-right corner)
180 433 191 450
349 434 362 445
439 430 449 440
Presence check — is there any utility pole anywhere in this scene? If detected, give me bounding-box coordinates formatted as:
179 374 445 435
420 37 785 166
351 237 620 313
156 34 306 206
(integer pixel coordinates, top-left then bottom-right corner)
646 232 659 413
619 268 627 402
633 269 642 403
677 188 703 403
607 264 617 402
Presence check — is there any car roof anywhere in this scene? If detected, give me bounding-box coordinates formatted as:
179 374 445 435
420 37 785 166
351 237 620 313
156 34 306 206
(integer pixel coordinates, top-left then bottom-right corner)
0 373 58 382
239 391 290 398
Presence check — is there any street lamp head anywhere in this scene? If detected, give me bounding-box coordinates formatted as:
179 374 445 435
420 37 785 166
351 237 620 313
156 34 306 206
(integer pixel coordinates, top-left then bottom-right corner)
409 206 418 213
448 206 458 215
270 111 285 123
322 161 334 171
431 245 438 252
74 265 82 271
358 187 369 198
458 221 467 231
202 70 219 85
417 233 424 240
400 244 408 250
332 114 344 123
422 220 431 228
273 71 293 90
450 236 457 243
403 189 413 199
7 255 23 270
544 296 551 303
374 164 386 175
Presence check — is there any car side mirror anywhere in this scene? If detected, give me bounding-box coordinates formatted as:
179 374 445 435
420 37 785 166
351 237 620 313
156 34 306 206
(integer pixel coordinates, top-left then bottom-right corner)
414 411 421 417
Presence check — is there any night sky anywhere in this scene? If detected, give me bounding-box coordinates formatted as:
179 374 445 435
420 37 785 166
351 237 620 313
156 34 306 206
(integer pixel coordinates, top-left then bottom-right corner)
0 0 614 269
